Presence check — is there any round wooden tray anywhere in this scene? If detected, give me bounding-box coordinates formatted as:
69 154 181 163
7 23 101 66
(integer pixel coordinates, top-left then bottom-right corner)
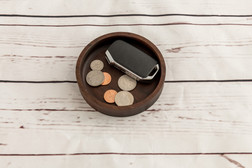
76 32 166 117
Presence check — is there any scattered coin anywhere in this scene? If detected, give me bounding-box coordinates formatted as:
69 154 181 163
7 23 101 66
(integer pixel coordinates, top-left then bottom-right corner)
90 59 104 71
115 91 134 106
86 70 104 87
118 75 137 91
86 60 137 106
104 89 117 103
101 72 112 85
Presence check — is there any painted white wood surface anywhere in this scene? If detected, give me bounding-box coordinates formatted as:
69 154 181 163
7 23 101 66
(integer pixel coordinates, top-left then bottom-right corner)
0 82 252 154
1 0 252 15
0 154 250 168
1 0 252 167
1 26 252 81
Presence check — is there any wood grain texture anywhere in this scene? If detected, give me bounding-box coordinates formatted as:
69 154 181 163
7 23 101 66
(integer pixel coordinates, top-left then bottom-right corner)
1 14 252 26
0 154 250 168
0 82 252 153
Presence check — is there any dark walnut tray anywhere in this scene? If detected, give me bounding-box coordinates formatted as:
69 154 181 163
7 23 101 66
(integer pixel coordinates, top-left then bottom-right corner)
76 32 166 117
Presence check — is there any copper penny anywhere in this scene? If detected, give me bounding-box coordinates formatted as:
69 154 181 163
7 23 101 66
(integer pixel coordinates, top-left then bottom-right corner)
104 89 117 104
101 72 112 85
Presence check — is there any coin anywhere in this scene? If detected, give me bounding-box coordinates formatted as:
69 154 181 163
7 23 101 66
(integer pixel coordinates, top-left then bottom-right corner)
90 60 104 71
118 75 137 91
115 91 134 106
101 72 111 85
86 70 104 87
104 89 117 103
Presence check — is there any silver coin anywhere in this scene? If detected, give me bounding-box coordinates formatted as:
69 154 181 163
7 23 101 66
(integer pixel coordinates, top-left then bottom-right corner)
90 60 104 71
118 75 137 91
86 70 104 87
115 91 134 106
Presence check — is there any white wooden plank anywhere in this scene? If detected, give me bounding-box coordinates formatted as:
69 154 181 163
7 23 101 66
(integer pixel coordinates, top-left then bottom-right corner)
1 26 252 81
0 154 249 168
1 14 251 26
1 0 252 15
0 82 252 153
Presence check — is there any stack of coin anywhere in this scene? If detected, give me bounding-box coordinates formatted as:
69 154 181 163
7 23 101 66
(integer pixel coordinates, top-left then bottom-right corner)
86 59 111 87
115 75 137 106
86 59 137 107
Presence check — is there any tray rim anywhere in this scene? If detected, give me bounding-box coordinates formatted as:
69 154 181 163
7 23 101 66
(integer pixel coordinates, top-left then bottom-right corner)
76 32 166 117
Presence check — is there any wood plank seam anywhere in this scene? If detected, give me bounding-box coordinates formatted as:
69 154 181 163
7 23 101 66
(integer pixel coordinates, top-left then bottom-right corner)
1 23 252 27
0 13 252 18
0 80 77 83
0 152 252 156
2 79 252 83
